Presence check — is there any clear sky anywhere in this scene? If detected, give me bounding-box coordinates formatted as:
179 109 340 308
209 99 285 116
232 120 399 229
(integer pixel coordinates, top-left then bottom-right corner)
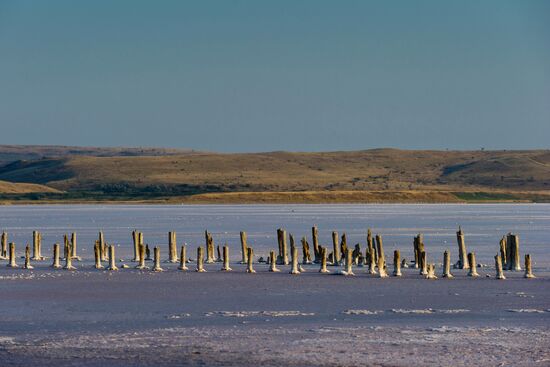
0 0 549 152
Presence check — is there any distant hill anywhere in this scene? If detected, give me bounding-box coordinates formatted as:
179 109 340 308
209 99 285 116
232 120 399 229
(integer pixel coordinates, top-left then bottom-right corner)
0 180 60 194
0 146 549 203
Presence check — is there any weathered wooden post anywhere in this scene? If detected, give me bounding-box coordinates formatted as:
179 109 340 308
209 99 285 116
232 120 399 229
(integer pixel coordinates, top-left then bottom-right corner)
367 229 376 263
240 231 248 264
63 234 69 260
99 231 107 261
507 234 521 271
7 242 18 268
425 264 437 279
70 232 81 260
152 246 163 272
495 254 505 280
108 245 118 271
352 244 361 265
375 234 385 269
246 247 255 273
442 251 453 278
393 250 402 276
340 233 348 264
0 231 7 259
341 248 354 276
64 240 76 270
51 243 61 269
524 254 535 278
454 227 469 269
331 231 340 265
301 237 312 264
499 236 507 270
269 250 280 272
178 245 189 271
221 245 231 271
368 246 377 274
378 256 388 278
467 252 479 277
196 247 206 272
419 251 428 275
145 244 151 260
132 230 139 262
319 247 330 273
216 245 222 262
290 241 300 275
205 230 215 263
94 241 104 269
135 243 148 270
413 234 424 269
312 226 320 263
32 230 45 260
168 231 178 263
276 229 289 265
24 244 33 269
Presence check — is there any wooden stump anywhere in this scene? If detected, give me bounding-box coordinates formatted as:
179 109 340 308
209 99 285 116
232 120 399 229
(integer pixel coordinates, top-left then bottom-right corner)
132 230 140 262
413 234 424 269
419 251 427 275
269 250 280 272
454 227 469 269
508 234 521 271
221 245 231 271
375 234 386 270
99 231 108 261
495 253 505 280
276 229 289 265
135 243 148 270
240 231 248 264
152 246 163 272
51 243 61 269
368 246 377 275
290 242 300 275
499 236 507 270
145 244 151 261
442 250 453 278
64 239 76 270
425 264 437 279
178 245 189 271
319 247 330 273
301 237 312 264
24 244 33 269
246 247 255 273
7 242 18 268
0 231 7 260
196 247 206 272
94 241 104 269
168 231 178 263
108 245 118 271
467 252 479 277
331 231 340 265
32 230 45 261
341 248 354 276
378 256 388 278
393 250 402 277
205 230 215 264
524 254 535 279
312 226 320 263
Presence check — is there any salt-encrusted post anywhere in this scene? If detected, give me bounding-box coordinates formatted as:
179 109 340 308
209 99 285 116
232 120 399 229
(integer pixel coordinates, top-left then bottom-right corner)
7 242 17 268
467 252 479 277
63 234 69 260
319 247 330 273
196 246 206 272
135 243 147 270
332 231 340 265
290 241 300 275
341 248 354 275
413 234 424 269
368 246 377 274
269 250 280 272
240 231 248 264
108 245 118 271
340 233 348 264
0 231 7 259
301 237 312 264
375 234 385 269
524 254 535 279
168 231 178 263
70 232 80 260
98 231 107 261
367 229 376 263
499 236 507 269
178 245 189 271
508 234 521 271
94 241 104 269
276 229 289 265
221 245 231 271
312 226 320 263
51 243 61 269
393 250 402 277
145 244 151 260
132 230 140 262
419 251 428 275
425 264 437 279
24 244 33 269
442 250 453 278
455 227 469 269
205 230 215 264
152 246 163 272
32 230 44 260
246 247 256 273
378 256 388 278
216 245 222 262
495 254 505 279
64 240 76 270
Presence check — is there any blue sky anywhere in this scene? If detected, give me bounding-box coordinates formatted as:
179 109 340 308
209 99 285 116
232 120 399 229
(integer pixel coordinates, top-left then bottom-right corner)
0 0 549 152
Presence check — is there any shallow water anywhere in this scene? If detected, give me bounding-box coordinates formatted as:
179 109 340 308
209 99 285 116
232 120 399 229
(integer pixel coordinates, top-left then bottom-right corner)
0 204 549 267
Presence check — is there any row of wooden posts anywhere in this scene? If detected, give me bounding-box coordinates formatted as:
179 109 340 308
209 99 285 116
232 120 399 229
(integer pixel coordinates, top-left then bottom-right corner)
0 227 536 279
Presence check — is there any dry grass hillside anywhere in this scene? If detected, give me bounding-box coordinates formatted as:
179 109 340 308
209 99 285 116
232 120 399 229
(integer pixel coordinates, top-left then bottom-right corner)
0 180 60 194
0 147 549 202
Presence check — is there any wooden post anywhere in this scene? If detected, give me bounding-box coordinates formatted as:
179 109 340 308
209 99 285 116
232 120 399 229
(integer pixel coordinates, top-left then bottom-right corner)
269 250 280 272
419 251 428 275
499 236 507 270
367 229 376 264
301 237 312 264
135 243 148 269
64 240 76 270
168 231 178 263
425 264 437 279
341 248 354 276
375 234 385 269
276 229 289 265
524 254 535 279
221 245 231 271
51 243 61 269
331 231 340 265
94 241 104 269
32 230 44 260
467 252 479 277
413 234 424 269
178 245 189 271
290 242 300 275
216 245 222 262
509 234 521 271
108 245 118 271
495 254 505 280
378 256 388 278
196 246 206 272
368 246 377 274
442 250 453 278
205 230 215 264
340 233 348 265
7 242 17 268
24 244 33 269
312 226 320 263
152 246 163 272
70 232 80 261
240 231 248 264
455 227 469 269
246 247 255 273
393 250 402 276
0 231 7 259
145 244 151 260
99 231 108 261
319 247 330 273
132 230 139 262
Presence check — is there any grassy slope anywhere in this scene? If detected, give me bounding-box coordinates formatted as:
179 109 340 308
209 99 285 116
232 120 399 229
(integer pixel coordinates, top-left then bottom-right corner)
0 180 60 194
